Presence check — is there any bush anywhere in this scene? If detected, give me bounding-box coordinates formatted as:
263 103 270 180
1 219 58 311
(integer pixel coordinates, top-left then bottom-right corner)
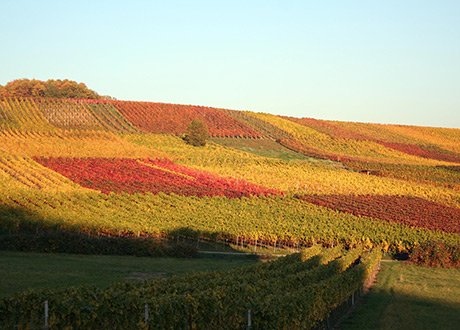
409 241 459 268
0 79 101 99
183 120 209 146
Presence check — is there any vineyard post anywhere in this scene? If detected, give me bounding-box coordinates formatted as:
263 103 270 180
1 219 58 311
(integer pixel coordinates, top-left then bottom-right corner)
246 309 252 330
326 314 331 329
144 303 149 324
44 300 49 329
352 292 355 306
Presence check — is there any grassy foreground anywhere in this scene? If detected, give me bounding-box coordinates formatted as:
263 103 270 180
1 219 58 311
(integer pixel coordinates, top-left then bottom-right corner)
0 251 256 298
342 260 460 330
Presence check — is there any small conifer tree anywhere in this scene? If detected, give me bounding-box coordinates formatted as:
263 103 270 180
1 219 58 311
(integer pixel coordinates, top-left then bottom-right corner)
183 120 209 146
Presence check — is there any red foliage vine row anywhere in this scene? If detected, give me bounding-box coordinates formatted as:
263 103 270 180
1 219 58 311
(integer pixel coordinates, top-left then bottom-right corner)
286 117 369 141
377 141 460 163
299 194 460 234
35 157 281 198
111 101 262 138
288 117 460 163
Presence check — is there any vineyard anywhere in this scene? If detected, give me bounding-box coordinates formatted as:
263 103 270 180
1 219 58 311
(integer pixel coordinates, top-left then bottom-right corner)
112 100 262 137
34 157 281 197
300 194 460 234
0 246 382 329
288 117 460 163
0 96 459 249
0 96 459 327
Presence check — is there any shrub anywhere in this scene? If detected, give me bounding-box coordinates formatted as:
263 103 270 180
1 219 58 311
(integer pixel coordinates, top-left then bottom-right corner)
409 241 460 268
183 120 209 146
0 79 101 99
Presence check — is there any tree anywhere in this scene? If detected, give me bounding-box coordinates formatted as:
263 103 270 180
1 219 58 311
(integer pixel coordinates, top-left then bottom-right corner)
0 79 102 99
183 120 209 146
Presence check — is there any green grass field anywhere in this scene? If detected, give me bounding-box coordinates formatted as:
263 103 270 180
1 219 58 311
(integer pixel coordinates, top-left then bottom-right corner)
0 251 256 298
211 137 310 160
342 260 460 330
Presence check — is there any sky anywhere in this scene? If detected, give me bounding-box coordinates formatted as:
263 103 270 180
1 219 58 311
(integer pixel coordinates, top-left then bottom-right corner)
0 1 459 128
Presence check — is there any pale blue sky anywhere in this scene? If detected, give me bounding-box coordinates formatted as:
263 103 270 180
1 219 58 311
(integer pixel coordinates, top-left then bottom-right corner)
1 1 459 127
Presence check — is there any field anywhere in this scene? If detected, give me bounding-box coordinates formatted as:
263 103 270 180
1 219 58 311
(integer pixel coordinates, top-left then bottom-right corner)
342 260 460 329
0 96 459 327
211 137 309 160
0 251 256 299
0 246 382 328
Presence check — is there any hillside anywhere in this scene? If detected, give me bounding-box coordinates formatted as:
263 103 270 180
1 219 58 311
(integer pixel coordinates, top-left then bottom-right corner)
1 96 459 328
0 96 459 253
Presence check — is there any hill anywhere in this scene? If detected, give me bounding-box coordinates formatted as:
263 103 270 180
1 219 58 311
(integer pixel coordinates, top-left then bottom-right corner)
0 96 459 253
0 96 459 328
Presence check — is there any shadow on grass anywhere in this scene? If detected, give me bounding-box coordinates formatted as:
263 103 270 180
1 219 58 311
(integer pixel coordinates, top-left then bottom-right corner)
340 284 460 329
0 204 251 258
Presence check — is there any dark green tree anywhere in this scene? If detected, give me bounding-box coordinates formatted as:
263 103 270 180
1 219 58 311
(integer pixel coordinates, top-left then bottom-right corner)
183 120 209 146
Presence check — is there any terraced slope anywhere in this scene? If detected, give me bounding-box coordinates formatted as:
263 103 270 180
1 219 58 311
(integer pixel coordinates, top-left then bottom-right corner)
112 100 262 137
35 98 138 133
0 96 458 256
289 117 460 163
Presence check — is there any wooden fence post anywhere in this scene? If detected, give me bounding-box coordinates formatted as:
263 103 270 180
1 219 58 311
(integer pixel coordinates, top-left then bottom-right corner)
247 309 252 330
44 300 49 329
144 303 149 324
